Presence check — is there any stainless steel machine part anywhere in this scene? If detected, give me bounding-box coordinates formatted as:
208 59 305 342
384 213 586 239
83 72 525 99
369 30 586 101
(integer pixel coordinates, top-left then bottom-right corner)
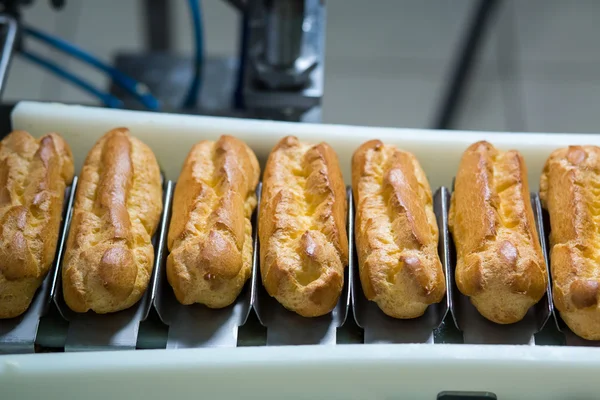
0 15 17 98
264 0 304 69
244 0 324 115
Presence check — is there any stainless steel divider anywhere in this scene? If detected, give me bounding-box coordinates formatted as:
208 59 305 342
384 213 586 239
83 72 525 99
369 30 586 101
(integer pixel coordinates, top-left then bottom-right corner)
153 181 254 348
0 184 75 354
447 192 553 345
252 186 352 346
352 187 451 344
51 177 169 351
531 194 554 331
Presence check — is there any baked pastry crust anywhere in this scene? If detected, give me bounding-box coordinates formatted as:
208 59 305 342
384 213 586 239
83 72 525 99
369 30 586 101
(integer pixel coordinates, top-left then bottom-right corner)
62 128 163 314
540 145 600 340
166 135 260 308
449 141 547 324
352 140 445 319
0 130 74 319
259 136 349 317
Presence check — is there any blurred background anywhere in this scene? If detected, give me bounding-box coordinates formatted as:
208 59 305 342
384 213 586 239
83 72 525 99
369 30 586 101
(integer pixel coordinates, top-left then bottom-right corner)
5 0 600 133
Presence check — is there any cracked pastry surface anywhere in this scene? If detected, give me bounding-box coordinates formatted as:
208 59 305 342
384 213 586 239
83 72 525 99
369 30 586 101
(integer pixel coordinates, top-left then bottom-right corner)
352 140 445 319
541 145 600 340
0 130 74 319
62 128 162 314
449 141 547 324
167 135 260 308
259 136 349 317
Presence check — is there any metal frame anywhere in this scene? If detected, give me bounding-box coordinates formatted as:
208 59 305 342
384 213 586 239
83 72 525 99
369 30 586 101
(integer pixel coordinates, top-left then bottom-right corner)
433 0 503 130
0 14 17 98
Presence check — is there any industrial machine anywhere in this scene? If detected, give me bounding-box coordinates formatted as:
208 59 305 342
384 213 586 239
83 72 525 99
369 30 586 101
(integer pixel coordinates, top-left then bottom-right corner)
0 0 500 128
0 0 326 122
5 2 593 399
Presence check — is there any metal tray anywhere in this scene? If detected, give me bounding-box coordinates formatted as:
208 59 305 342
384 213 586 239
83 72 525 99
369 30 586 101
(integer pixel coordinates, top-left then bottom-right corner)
153 181 254 348
51 177 170 351
7 101 600 399
540 207 600 346
252 186 352 346
352 187 452 344
0 185 74 354
446 191 553 345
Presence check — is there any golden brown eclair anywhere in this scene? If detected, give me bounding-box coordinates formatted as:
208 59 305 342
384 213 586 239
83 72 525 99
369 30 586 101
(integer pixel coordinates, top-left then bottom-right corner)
540 145 600 340
352 140 445 319
166 135 260 308
259 136 349 317
0 131 74 319
62 128 163 314
449 141 547 324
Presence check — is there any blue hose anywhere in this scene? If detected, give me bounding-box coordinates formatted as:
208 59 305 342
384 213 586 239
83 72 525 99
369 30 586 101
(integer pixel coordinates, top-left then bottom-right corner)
23 26 159 111
181 0 204 109
20 49 124 109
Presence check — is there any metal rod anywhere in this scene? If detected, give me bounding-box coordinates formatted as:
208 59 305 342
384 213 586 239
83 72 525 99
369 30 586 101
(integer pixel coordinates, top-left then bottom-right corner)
0 15 17 99
432 0 502 130
264 0 305 68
